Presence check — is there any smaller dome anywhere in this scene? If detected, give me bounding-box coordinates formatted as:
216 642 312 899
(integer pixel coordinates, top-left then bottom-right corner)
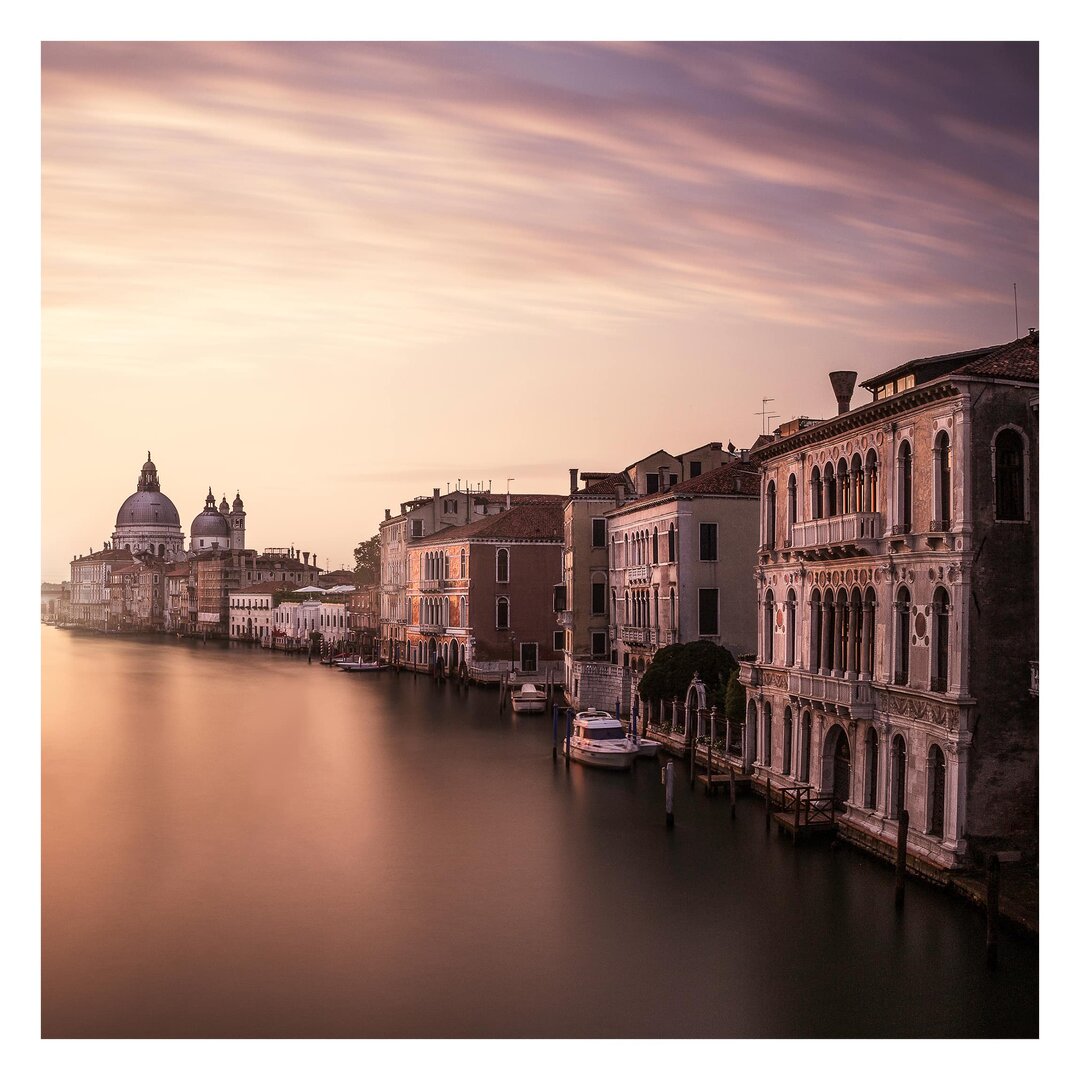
232 492 244 511
191 509 230 538
219 495 230 514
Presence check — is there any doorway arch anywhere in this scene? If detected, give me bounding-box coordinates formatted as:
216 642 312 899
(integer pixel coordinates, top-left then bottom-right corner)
821 724 851 804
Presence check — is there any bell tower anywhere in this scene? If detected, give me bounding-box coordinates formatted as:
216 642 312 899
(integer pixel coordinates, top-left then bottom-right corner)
231 492 247 550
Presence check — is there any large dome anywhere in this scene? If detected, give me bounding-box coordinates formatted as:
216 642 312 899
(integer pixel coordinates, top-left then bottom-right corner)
116 490 182 528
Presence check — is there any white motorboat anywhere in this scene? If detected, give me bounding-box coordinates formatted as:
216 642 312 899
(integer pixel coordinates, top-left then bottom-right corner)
564 709 638 770
632 737 661 758
337 658 386 672
510 683 547 713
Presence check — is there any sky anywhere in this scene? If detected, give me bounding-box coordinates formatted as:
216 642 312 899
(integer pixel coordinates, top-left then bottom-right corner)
40 40 1039 582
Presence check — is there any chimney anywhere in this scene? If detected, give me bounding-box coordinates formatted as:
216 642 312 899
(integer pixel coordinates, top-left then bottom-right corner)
313 554 317 568
384 509 391 521
829 371 858 414
434 487 440 500
569 468 579 494
303 552 309 565
658 466 668 490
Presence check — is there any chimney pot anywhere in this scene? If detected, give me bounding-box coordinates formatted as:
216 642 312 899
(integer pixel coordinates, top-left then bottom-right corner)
569 468 579 494
829 370 858 414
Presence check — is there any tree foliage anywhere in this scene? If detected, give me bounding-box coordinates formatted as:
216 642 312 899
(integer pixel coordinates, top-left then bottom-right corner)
353 534 380 585
723 669 746 720
637 640 738 706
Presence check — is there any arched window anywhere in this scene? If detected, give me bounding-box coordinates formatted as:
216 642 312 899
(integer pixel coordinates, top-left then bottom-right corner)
496 547 509 583
851 453 863 513
894 586 911 686
927 744 946 837
811 466 823 520
496 596 509 629
765 480 776 548
837 588 850 674
890 734 907 817
782 707 793 775
652 527 659 564
762 702 772 768
837 458 850 515
669 587 677 639
798 711 812 782
667 523 676 562
994 428 1025 521
864 727 879 811
822 588 836 673
934 431 952 529
785 589 796 666
763 589 775 664
810 588 823 672
824 462 836 517
865 587 877 678
932 586 950 692
460 550 466 578
787 474 797 544
896 441 912 532
865 448 879 513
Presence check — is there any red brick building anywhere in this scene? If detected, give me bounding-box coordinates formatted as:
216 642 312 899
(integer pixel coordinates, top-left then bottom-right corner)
405 499 564 683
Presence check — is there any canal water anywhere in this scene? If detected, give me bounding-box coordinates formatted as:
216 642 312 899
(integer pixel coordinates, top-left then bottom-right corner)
41 629 1037 1038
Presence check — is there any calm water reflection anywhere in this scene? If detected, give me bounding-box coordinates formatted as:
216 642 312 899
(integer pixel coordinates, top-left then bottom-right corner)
42 630 1037 1037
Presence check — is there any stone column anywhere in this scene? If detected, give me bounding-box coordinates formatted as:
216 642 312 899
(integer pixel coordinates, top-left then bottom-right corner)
810 597 821 672
847 599 858 679
860 598 873 677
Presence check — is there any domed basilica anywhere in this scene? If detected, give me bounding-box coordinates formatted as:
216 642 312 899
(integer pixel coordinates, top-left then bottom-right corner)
111 453 248 558
112 453 186 558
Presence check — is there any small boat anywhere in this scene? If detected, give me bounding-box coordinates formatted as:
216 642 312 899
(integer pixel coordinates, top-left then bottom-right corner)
632 737 661 759
564 709 638 770
510 683 547 713
337 658 386 672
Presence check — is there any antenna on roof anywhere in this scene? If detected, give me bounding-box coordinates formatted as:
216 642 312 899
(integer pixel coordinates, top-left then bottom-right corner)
1013 283 1019 340
756 397 776 436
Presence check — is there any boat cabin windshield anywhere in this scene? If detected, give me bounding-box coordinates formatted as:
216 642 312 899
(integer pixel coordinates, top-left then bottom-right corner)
578 725 626 741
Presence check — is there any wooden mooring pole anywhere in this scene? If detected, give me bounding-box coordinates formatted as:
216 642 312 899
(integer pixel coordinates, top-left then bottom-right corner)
663 759 675 829
552 706 559 761
986 852 1001 970
894 809 909 910
564 710 573 768
765 776 772 834
728 770 736 818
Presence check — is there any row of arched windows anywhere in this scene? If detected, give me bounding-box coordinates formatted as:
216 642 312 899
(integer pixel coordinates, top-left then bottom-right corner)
764 426 1028 546
616 524 678 567
761 584 952 691
758 705 947 836
422 549 468 581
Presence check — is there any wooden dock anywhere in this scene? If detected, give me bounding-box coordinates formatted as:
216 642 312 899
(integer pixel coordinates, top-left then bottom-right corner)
768 784 838 843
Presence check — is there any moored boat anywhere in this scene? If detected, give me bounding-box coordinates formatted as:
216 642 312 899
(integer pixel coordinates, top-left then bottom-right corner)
510 683 547 713
337 658 387 672
564 709 638 770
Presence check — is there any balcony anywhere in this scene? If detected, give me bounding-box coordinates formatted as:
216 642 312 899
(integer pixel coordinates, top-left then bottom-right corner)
787 669 874 720
626 566 651 585
790 512 882 556
419 578 445 592
620 626 655 646
555 610 575 628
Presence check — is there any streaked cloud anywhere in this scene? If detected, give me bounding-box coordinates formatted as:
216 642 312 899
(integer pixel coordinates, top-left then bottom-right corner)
41 42 1038 581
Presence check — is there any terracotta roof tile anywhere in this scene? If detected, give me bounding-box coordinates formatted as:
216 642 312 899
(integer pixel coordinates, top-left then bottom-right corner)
415 501 564 543
953 330 1038 382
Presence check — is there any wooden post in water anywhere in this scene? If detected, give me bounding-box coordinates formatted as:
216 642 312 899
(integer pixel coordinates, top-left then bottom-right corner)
728 770 736 818
894 809 909 910
706 732 713 795
552 706 559 761
564 710 573 767
663 759 675 828
765 776 772 834
986 852 1000 970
